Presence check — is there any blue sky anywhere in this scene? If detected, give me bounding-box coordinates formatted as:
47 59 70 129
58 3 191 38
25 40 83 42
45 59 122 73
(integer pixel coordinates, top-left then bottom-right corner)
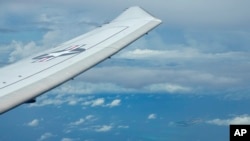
0 0 250 141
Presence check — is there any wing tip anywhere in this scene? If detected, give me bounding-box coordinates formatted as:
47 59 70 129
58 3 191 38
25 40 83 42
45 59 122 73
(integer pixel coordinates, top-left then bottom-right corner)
114 6 162 22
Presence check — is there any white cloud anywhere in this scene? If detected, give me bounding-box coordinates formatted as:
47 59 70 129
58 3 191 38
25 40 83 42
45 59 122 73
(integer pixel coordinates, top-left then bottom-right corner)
12 1 250 28
69 118 85 126
61 138 74 141
80 65 242 95
27 119 39 127
37 132 55 141
95 125 113 132
68 100 78 106
29 94 94 107
8 41 41 63
107 99 121 107
148 114 157 120
120 49 163 59
35 0 250 29
29 98 65 107
38 14 51 23
53 82 135 95
118 125 129 129
119 48 250 61
85 115 95 120
66 115 96 132
146 83 192 93
91 98 105 107
207 115 250 126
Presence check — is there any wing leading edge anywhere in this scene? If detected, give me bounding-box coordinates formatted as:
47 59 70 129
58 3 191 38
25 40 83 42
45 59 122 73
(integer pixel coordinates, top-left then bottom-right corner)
0 6 162 114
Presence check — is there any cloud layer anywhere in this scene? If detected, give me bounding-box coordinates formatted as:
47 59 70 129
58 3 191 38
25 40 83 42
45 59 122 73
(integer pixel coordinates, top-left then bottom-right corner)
207 115 250 126
0 0 249 98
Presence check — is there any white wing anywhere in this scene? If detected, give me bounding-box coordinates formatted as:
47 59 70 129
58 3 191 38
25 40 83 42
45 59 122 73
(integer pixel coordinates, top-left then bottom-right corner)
0 6 161 114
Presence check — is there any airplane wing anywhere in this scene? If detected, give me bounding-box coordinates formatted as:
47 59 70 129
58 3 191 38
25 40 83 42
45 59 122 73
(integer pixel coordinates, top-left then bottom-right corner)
0 6 162 114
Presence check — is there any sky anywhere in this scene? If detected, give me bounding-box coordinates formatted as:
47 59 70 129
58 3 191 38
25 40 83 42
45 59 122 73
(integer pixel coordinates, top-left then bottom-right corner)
0 0 250 141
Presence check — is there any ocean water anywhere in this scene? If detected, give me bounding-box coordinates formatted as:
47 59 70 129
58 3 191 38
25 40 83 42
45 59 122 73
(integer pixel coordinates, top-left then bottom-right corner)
1 93 249 141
